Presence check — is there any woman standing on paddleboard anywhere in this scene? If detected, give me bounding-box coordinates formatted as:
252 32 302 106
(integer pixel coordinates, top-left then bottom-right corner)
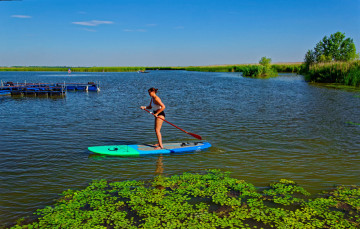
140 87 166 150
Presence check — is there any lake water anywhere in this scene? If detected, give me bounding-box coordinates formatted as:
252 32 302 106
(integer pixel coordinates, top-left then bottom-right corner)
1 71 359 226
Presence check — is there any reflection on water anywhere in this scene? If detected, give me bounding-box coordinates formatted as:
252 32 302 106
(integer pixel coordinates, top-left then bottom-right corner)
87 154 140 160
0 71 359 226
155 155 164 175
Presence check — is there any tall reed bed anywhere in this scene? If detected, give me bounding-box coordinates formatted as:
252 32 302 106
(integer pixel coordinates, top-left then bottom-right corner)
305 61 360 86
272 63 304 73
184 64 303 77
0 67 69 71
0 64 305 77
145 67 186 70
184 65 268 74
0 67 149 72
185 65 240 72
78 67 145 72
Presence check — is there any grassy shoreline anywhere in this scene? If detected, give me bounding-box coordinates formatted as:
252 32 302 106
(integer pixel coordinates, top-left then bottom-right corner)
305 60 360 87
0 63 304 73
9 170 360 229
0 63 304 80
0 66 178 72
2 62 359 88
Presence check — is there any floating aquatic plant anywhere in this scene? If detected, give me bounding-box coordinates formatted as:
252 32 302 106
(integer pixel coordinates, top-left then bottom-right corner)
10 170 360 228
346 121 360 126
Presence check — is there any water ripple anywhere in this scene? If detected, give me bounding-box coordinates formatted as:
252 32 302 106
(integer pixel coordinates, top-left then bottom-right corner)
1 71 360 226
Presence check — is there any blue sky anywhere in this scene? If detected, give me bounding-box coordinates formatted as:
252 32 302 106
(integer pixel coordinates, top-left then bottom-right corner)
1 0 359 66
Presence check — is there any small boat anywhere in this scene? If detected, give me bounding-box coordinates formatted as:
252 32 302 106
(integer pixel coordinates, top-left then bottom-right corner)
137 70 149 73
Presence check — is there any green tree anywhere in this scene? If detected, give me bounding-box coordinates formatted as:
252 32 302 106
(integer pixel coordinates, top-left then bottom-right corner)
304 49 316 67
312 32 357 63
259 56 272 67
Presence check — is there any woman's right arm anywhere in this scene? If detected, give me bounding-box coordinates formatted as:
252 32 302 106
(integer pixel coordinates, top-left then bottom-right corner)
141 100 152 110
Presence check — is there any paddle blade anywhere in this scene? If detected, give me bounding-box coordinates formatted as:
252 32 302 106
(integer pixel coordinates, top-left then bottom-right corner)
189 132 202 140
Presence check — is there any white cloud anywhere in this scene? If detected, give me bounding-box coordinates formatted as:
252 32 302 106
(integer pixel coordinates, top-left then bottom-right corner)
72 20 114 26
11 15 32 19
123 29 147 32
83 28 96 32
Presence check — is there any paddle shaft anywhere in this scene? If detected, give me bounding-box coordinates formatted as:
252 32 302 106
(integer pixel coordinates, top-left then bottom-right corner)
143 108 202 140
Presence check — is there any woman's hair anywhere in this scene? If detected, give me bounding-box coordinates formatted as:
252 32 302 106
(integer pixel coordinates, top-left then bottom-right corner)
148 87 158 93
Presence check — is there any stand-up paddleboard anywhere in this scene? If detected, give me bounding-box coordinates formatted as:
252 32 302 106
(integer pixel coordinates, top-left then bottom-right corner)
88 142 211 156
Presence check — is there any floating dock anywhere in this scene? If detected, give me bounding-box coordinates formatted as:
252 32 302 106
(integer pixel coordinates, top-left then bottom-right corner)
0 81 100 97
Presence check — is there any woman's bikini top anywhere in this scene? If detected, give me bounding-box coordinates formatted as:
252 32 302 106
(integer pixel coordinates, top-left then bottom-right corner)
151 98 162 111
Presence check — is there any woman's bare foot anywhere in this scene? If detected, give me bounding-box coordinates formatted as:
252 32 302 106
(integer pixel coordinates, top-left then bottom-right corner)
153 143 159 147
154 146 163 150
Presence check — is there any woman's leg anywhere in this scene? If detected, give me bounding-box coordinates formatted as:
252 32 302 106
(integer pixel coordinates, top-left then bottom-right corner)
154 115 165 149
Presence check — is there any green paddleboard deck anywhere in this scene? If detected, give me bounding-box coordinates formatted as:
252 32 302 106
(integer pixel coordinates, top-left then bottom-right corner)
88 142 211 156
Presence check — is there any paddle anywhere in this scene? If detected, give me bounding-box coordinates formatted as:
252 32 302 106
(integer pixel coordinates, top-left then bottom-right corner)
142 108 202 140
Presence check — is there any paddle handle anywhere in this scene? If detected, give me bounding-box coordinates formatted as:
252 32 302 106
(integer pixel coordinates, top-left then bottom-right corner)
142 108 202 140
